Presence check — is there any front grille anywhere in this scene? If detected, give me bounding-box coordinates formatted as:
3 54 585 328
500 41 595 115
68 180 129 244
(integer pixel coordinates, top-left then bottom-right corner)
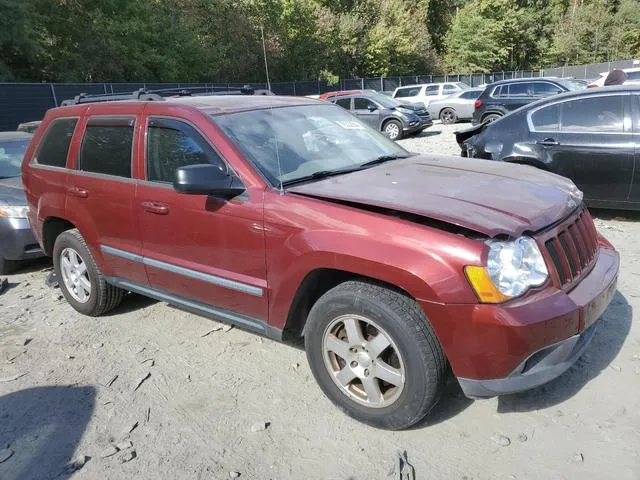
543 209 598 288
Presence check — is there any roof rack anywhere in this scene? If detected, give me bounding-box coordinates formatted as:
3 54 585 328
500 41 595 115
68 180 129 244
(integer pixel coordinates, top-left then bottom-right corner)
60 85 274 106
60 88 165 106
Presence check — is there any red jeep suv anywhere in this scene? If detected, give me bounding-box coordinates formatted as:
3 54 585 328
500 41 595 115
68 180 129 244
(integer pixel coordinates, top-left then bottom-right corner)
21 91 619 430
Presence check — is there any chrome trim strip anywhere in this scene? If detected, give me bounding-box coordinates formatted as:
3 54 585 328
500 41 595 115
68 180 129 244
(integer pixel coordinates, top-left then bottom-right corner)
111 278 266 333
100 244 263 297
101 245 143 263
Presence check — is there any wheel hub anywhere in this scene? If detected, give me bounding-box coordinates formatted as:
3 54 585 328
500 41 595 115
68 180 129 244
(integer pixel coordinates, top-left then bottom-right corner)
322 314 406 408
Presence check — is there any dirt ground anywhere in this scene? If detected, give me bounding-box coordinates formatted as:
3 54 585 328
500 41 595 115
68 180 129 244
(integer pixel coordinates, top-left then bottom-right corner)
0 123 639 480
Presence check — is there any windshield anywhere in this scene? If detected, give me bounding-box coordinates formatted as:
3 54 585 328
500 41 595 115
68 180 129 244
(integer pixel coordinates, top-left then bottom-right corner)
0 139 30 178
213 104 408 186
366 92 401 108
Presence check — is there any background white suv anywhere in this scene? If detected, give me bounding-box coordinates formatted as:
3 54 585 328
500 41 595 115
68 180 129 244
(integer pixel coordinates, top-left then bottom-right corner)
392 82 470 108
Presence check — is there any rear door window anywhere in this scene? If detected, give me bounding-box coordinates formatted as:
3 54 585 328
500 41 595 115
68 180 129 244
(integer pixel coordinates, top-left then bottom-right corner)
335 98 351 109
561 95 625 132
531 104 560 131
508 83 531 97
532 82 563 97
146 117 226 183
425 85 440 96
34 118 78 168
79 117 134 178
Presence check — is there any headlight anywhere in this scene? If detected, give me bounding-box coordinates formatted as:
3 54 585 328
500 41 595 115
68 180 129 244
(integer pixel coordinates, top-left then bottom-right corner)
0 205 29 218
396 107 413 114
466 236 548 303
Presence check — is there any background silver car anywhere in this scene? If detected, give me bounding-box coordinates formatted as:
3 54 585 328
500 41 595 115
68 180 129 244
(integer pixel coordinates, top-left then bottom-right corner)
427 89 483 124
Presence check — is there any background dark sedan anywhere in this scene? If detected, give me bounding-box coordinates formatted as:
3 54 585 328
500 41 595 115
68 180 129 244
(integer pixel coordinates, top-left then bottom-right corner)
0 131 43 273
456 85 639 211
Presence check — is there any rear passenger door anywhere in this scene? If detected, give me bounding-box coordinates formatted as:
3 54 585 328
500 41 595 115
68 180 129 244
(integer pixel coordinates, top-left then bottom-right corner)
505 82 534 112
65 110 148 285
529 93 633 203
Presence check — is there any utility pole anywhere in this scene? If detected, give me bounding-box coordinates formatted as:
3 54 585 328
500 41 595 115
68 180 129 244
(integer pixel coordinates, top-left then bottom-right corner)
260 26 271 91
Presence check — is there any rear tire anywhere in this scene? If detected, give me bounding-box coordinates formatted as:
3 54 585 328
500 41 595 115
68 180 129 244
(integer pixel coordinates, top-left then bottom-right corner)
53 229 125 316
382 120 403 140
482 113 501 124
0 257 20 275
304 280 447 430
439 108 458 125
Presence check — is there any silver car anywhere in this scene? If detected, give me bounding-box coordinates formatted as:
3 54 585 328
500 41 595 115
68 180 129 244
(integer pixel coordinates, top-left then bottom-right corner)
427 89 483 124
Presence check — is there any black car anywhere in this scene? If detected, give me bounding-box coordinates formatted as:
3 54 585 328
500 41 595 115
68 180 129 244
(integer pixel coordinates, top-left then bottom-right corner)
457 85 639 210
0 131 43 273
472 77 586 125
330 92 432 140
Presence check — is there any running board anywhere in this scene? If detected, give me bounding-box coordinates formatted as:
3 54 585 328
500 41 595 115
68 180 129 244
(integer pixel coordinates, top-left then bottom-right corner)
106 277 282 340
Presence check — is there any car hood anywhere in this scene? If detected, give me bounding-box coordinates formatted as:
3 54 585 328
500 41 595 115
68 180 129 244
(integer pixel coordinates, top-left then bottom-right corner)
398 103 427 114
0 177 27 205
288 156 582 238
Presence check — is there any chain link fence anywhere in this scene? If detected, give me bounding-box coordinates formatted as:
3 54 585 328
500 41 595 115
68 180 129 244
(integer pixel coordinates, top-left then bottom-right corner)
1 59 636 131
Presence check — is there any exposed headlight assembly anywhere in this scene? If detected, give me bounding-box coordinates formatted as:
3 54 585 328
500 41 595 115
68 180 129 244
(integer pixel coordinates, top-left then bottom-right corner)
466 236 548 303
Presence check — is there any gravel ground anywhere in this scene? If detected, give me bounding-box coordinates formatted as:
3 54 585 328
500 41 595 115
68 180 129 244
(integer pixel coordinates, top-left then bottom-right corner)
397 122 462 156
0 121 639 480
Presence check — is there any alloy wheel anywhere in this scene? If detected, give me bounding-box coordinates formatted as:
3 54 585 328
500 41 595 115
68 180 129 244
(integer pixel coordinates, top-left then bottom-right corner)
322 314 405 408
60 247 91 303
384 122 400 140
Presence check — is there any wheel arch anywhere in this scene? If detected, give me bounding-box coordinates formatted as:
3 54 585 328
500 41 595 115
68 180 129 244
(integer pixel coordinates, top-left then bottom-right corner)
282 268 417 341
42 217 76 256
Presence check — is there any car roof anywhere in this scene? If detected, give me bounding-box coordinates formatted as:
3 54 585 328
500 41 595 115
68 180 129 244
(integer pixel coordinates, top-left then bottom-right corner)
487 77 564 87
516 84 640 110
50 95 322 117
0 131 34 141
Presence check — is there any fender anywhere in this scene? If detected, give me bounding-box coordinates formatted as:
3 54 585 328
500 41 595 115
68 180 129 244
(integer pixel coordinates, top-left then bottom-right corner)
265 211 484 330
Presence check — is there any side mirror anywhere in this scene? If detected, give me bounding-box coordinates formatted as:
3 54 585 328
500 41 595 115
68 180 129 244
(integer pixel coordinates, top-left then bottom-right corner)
367 105 378 112
173 164 245 198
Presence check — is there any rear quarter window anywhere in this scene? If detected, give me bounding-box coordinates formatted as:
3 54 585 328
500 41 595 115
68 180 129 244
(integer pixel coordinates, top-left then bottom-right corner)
79 117 135 178
33 118 78 167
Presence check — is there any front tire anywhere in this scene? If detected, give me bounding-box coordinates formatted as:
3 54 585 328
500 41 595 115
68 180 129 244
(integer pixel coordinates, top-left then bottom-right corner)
53 229 125 316
439 108 458 125
382 120 403 140
304 281 447 430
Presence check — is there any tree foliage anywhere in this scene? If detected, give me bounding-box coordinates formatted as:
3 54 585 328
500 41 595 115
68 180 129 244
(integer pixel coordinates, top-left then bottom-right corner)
1 0 640 82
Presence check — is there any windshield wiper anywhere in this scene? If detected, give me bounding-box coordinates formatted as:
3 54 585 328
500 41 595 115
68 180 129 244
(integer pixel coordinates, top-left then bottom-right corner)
358 153 414 169
281 166 362 187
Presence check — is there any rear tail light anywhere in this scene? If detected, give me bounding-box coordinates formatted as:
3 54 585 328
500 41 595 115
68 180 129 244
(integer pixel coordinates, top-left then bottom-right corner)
474 99 483 109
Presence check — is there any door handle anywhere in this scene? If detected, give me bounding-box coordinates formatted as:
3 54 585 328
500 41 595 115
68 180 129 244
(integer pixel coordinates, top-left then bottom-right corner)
67 186 89 198
141 201 169 215
536 138 560 146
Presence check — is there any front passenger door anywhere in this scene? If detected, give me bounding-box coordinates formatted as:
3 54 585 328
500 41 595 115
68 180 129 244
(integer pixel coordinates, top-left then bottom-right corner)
136 116 268 325
352 97 380 129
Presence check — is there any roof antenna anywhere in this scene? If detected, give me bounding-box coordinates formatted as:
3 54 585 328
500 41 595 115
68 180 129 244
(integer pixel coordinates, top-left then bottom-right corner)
260 25 271 92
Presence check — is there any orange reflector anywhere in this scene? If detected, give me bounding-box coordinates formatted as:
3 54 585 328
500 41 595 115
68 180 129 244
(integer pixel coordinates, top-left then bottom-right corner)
465 266 510 304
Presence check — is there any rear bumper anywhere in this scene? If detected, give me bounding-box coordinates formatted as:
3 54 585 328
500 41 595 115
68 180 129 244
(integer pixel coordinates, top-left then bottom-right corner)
0 217 43 261
422 244 619 398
